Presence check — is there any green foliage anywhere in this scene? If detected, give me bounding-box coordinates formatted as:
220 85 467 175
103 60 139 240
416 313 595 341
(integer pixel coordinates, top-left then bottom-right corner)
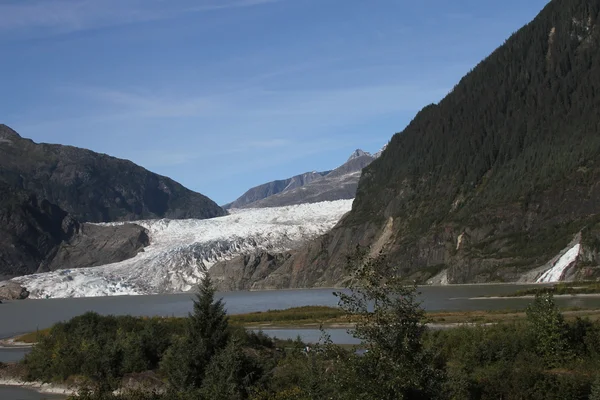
333 249 445 399
590 376 600 400
507 281 600 297
200 340 262 400
24 312 183 386
24 253 600 400
526 292 572 366
161 274 230 390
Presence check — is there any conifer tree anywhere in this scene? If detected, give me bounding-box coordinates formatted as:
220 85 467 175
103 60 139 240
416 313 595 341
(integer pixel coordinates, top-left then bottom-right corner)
162 274 230 390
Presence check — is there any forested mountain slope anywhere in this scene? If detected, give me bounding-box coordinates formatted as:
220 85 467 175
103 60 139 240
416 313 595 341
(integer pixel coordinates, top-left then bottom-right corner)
246 0 600 288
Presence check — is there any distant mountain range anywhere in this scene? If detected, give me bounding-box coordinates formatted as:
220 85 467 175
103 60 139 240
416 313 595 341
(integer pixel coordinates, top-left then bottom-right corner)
225 148 383 209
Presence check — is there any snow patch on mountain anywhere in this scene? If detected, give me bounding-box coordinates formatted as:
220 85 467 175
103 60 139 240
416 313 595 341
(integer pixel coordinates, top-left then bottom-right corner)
12 200 353 299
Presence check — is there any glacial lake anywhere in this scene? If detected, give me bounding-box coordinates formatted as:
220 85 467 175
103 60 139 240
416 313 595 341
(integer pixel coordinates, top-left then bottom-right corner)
4 284 600 399
3 284 600 340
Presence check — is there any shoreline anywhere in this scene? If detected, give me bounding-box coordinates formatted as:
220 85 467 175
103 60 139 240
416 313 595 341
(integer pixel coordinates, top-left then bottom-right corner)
2 321 509 346
5 281 549 301
471 293 600 300
0 338 34 348
0 377 76 397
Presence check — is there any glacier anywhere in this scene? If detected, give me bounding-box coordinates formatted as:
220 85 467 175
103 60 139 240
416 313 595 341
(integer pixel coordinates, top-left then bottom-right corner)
12 200 353 299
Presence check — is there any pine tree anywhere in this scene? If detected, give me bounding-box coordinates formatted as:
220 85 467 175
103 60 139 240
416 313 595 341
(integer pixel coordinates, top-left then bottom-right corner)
590 375 600 400
162 274 230 390
200 340 256 400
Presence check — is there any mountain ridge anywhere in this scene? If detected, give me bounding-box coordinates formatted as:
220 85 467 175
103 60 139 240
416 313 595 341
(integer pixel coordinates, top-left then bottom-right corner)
0 125 225 222
226 148 382 209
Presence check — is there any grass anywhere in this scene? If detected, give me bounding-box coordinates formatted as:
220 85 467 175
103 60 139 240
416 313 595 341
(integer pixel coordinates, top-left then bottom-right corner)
229 306 351 327
12 329 51 344
503 282 600 297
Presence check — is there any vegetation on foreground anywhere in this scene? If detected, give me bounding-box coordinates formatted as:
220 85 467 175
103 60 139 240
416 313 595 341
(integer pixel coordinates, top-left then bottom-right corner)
7 255 600 399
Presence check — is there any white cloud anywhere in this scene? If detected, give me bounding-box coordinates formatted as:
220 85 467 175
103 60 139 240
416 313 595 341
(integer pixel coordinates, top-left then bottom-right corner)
65 81 447 122
66 86 218 118
0 0 286 33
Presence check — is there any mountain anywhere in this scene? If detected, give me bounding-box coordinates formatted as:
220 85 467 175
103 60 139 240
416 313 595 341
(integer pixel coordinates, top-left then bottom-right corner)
13 200 353 298
218 0 600 288
0 125 225 222
0 125 224 280
223 171 329 209
0 182 149 280
226 149 377 209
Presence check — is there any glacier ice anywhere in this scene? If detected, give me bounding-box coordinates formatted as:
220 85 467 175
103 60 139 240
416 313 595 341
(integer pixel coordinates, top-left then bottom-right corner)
13 200 353 299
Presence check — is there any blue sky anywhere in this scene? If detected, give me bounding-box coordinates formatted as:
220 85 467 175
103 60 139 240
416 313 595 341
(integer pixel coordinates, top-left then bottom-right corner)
1 0 549 205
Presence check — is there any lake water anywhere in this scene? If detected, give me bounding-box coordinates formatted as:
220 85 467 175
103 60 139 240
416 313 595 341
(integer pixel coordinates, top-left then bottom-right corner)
0 347 30 363
0 386 64 400
3 284 600 400
3 284 600 340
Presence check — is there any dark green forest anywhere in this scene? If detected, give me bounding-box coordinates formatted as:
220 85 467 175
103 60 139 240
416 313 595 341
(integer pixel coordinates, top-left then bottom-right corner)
355 0 600 223
322 0 600 283
9 266 600 400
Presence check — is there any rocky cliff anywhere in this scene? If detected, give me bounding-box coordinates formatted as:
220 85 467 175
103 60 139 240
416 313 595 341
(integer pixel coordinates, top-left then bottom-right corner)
216 0 600 288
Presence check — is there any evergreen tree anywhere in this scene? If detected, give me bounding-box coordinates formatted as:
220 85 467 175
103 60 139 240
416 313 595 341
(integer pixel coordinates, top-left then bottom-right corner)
590 375 600 400
200 340 257 400
162 274 230 390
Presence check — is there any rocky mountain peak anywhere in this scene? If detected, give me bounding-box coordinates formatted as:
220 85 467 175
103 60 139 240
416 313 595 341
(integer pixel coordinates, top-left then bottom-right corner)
0 124 21 140
347 149 371 161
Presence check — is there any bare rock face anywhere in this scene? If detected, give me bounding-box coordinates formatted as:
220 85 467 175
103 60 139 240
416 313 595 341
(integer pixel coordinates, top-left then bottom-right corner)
209 251 293 291
0 181 150 279
42 223 150 272
224 171 329 209
0 281 29 300
0 183 79 279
